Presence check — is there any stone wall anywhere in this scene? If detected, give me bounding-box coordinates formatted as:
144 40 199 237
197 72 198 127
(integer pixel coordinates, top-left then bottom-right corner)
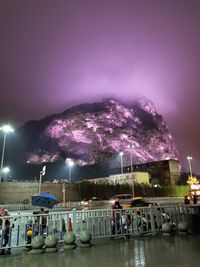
0 182 79 204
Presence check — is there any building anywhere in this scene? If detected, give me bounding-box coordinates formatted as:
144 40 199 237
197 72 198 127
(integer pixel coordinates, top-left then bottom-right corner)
108 159 180 186
86 172 150 185
81 159 180 186
125 159 180 186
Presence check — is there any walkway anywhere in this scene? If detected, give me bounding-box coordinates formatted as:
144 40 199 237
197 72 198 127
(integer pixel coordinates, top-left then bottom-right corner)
0 234 199 267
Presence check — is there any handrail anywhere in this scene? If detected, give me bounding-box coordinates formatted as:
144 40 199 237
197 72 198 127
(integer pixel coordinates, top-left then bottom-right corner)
0 204 199 251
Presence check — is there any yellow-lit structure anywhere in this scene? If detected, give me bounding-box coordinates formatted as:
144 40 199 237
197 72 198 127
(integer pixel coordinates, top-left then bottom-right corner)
86 172 150 185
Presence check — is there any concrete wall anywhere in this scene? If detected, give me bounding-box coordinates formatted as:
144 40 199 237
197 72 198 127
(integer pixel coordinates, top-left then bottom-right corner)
0 182 79 204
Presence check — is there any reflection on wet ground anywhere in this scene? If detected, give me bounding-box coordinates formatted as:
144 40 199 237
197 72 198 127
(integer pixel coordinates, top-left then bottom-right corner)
0 234 199 267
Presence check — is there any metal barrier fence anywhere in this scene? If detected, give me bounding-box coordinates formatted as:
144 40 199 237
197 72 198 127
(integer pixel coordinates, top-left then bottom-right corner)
0 204 31 211
0 201 82 212
0 197 183 212
0 204 199 250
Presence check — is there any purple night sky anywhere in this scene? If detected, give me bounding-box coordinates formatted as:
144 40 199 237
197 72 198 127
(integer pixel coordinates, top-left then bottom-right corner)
0 0 199 172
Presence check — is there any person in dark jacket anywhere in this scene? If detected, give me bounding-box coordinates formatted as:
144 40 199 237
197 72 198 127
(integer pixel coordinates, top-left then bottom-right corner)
184 195 190 205
111 200 123 235
193 194 198 204
0 210 14 255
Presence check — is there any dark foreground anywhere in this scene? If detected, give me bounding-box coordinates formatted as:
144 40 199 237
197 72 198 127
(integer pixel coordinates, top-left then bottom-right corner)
0 234 199 267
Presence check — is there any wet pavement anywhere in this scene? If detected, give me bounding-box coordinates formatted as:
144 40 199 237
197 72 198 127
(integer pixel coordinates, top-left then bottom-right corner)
0 234 200 267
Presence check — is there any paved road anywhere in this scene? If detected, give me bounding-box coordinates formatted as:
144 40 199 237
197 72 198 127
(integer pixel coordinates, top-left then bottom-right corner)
0 235 200 267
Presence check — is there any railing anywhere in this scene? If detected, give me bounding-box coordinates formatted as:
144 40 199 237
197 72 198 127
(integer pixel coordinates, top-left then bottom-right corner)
0 197 184 211
0 204 199 251
0 201 82 212
0 204 31 211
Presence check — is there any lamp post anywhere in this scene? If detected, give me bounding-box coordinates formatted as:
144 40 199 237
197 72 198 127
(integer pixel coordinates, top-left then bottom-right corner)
128 145 135 197
62 182 66 204
0 125 14 183
187 156 193 177
68 160 74 183
119 152 124 174
39 165 46 194
128 145 134 173
3 167 10 182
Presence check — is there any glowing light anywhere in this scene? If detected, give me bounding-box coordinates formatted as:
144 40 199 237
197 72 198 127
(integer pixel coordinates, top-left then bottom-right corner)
3 167 10 173
0 125 14 133
68 160 74 167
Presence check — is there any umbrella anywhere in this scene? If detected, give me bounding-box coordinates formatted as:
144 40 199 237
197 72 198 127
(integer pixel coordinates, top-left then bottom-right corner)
32 193 58 209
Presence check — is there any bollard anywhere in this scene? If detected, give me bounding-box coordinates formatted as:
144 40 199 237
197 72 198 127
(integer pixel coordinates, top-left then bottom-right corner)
79 230 92 248
64 217 77 250
45 235 58 253
64 231 77 250
178 222 189 235
162 222 173 236
30 236 45 254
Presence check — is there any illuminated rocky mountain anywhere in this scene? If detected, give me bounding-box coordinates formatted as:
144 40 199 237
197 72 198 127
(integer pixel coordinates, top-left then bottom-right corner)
19 99 179 167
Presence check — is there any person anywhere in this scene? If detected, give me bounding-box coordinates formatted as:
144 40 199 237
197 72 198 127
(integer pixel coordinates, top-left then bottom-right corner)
0 209 14 255
193 194 198 204
40 208 47 235
184 195 190 205
33 208 47 236
111 199 123 235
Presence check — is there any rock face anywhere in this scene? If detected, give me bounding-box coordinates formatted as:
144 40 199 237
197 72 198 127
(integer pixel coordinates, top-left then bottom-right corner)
19 99 179 167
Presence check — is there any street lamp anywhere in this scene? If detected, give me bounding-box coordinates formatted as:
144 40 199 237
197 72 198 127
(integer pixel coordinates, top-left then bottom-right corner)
128 145 134 173
68 160 74 183
187 156 193 177
3 167 10 181
62 182 66 204
128 145 135 197
0 124 14 183
119 152 124 174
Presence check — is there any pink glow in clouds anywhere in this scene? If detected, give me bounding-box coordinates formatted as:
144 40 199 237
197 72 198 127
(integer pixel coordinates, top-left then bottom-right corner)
0 0 199 171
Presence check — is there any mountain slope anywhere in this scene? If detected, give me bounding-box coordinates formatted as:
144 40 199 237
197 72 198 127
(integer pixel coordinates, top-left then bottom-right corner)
19 99 179 167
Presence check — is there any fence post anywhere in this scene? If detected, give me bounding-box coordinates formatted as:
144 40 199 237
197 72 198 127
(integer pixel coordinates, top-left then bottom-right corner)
72 208 77 235
149 205 156 235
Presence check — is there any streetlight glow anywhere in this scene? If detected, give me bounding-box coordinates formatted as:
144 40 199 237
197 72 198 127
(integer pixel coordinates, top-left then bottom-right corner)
3 167 10 173
0 124 14 183
2 166 10 181
68 160 74 167
0 125 14 133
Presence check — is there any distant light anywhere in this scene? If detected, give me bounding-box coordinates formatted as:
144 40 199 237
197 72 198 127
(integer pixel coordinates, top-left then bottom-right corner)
128 145 134 149
119 152 124 156
187 156 192 160
69 160 74 167
0 125 14 133
3 167 10 173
